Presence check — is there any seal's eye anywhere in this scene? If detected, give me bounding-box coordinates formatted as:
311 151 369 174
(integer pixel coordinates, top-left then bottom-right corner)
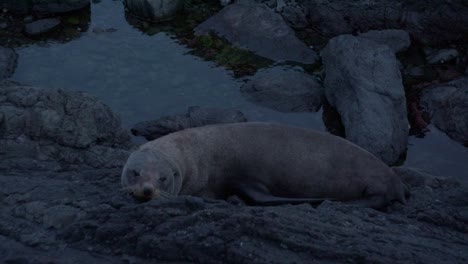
159 176 167 183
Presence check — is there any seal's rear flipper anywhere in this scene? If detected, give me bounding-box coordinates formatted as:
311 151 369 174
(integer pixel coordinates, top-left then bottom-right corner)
231 180 332 206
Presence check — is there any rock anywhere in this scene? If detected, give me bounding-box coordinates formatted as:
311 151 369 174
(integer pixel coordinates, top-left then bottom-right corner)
220 0 232 6
131 106 247 141
322 35 408 165
0 0 90 15
0 47 18 79
195 3 318 64
43 205 84 229
281 6 309 29
303 0 468 46
425 48 459 64
123 0 184 22
275 0 286 12
358 29 411 53
24 18 61 36
240 66 323 112
0 81 132 171
421 77 468 145
392 166 460 188
0 22 8 29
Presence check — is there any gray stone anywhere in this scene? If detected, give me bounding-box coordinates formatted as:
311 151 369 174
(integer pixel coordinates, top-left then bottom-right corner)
131 106 247 141
240 66 323 112
123 0 184 22
322 35 408 165
195 3 318 64
24 18 61 36
0 81 132 171
0 22 8 29
421 77 468 145
358 29 411 53
1 0 90 15
0 47 18 79
281 6 309 29
425 48 459 64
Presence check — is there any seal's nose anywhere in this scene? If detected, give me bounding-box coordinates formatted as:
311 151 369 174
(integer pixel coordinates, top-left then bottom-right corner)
143 187 153 197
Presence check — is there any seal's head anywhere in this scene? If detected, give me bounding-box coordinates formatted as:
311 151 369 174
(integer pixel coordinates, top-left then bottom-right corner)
121 148 179 202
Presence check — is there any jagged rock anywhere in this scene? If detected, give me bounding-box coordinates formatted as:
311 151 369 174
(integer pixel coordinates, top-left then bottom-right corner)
240 66 323 112
123 0 184 22
0 47 17 79
421 77 468 145
0 0 90 15
131 106 247 141
195 3 318 64
358 29 411 53
322 35 408 165
24 18 61 36
0 81 132 171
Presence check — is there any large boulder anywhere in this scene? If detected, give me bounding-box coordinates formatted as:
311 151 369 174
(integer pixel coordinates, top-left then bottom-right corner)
303 0 468 46
322 35 409 165
240 66 323 112
421 77 468 145
195 3 318 64
0 0 90 15
0 47 17 80
0 81 132 171
123 0 184 22
131 106 247 141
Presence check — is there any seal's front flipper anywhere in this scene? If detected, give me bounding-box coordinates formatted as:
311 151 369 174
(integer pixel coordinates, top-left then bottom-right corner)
232 180 331 206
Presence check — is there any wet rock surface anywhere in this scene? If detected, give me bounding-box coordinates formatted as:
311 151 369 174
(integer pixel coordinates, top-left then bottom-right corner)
322 35 409 165
0 47 17 79
131 106 247 141
24 18 61 36
421 77 468 145
195 3 318 64
240 66 323 112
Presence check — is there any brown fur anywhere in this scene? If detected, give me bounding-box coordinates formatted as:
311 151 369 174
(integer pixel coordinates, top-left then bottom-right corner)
121 122 408 208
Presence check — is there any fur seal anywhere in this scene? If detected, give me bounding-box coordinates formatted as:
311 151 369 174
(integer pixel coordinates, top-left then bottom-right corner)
121 122 409 208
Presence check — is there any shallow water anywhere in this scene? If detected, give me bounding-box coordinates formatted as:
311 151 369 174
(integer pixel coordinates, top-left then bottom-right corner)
10 0 468 183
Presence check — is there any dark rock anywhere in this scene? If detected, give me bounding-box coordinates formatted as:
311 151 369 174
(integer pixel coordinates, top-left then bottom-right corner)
131 106 247 141
425 48 459 64
421 77 468 145
322 35 408 165
240 66 323 112
0 47 18 79
24 18 61 36
358 29 411 53
195 3 318 64
1 0 90 15
0 81 132 171
123 0 184 22
281 5 309 29
303 0 468 46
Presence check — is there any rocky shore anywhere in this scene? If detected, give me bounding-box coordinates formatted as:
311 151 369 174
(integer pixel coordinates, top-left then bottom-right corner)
1 0 467 263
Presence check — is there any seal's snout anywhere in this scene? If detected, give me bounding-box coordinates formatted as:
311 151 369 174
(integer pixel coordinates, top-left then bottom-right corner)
143 187 153 197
